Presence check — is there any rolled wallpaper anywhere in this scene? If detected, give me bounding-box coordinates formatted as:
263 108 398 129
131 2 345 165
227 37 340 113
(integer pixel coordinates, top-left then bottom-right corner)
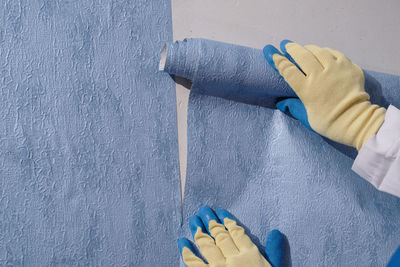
161 38 293 108
161 38 392 110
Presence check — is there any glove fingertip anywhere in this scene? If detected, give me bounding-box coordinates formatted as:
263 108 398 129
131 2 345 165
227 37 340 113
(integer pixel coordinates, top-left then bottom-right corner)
178 238 194 255
198 206 219 232
263 44 282 72
279 39 294 55
189 215 206 238
265 229 285 267
275 100 289 113
279 40 307 75
215 208 236 224
267 229 284 243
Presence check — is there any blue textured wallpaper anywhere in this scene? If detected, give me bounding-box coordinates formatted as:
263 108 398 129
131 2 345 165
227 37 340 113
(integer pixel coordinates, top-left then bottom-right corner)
0 0 180 266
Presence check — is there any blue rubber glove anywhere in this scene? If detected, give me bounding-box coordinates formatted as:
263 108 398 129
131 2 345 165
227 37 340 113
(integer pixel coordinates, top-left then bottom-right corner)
264 40 311 131
178 206 285 267
387 246 400 267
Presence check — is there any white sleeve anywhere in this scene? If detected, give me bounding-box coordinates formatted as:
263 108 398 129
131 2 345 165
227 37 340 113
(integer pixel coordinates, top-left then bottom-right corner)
352 105 400 198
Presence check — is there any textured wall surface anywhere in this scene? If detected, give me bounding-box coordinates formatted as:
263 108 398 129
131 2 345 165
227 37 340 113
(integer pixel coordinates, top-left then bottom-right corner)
182 69 400 266
0 0 180 266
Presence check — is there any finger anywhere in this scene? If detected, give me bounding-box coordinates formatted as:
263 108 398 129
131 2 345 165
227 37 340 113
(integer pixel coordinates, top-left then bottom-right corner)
273 54 306 95
263 45 305 92
265 230 285 267
198 206 240 257
275 98 313 131
189 215 207 238
304 45 336 68
279 40 306 75
216 209 255 251
281 40 323 74
262 44 285 73
189 215 225 264
178 238 208 267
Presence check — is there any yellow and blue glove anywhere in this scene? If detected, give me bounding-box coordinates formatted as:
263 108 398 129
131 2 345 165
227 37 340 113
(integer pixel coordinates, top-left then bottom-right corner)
263 40 386 150
178 206 285 267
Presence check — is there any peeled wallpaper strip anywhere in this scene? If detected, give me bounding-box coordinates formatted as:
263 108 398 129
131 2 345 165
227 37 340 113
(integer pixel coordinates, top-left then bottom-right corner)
161 38 393 109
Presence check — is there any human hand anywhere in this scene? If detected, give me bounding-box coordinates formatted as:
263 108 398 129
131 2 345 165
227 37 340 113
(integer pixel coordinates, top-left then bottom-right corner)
178 206 285 267
263 40 386 150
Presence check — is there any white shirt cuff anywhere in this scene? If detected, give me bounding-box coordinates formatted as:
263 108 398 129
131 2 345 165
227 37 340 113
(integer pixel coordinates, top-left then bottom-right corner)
352 105 400 197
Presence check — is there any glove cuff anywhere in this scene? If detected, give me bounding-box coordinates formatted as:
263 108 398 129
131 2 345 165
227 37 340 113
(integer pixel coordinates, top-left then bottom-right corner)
353 103 386 150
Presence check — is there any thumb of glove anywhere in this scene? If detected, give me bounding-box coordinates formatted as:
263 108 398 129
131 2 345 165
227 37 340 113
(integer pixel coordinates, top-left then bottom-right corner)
264 229 285 267
276 98 312 131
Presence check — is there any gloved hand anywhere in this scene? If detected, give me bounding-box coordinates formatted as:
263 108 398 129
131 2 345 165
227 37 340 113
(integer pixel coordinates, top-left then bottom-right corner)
263 40 386 150
178 206 285 267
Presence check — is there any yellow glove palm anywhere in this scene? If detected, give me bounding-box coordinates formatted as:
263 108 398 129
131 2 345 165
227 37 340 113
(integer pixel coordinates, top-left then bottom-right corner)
269 42 386 150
